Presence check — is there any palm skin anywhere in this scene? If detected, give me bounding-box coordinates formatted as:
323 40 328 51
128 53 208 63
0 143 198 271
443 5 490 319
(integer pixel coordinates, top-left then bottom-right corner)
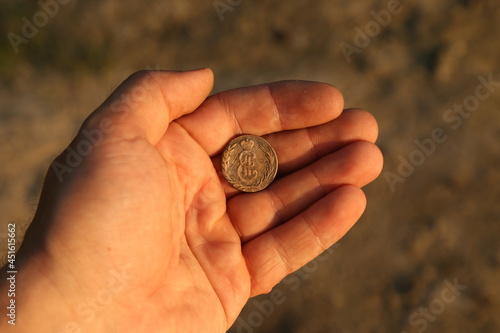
5 69 382 333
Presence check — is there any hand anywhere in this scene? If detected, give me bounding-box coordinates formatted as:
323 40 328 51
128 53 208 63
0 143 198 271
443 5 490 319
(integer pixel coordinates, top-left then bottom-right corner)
0 69 382 332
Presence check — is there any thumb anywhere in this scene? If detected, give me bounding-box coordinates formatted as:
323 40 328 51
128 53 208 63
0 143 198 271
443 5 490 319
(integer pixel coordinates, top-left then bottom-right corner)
19 68 214 257
82 68 214 145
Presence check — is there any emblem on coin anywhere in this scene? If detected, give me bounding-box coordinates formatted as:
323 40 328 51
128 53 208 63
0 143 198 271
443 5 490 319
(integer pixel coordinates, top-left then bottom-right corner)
221 135 278 192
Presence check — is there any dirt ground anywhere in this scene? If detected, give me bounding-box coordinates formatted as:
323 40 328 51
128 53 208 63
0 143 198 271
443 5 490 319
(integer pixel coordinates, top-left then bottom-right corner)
1 0 499 332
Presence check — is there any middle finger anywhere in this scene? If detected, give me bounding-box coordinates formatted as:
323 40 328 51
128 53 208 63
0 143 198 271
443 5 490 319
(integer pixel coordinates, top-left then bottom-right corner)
213 108 379 197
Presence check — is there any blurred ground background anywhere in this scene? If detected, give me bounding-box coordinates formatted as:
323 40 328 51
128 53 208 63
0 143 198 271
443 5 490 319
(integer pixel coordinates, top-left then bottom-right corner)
1 0 499 332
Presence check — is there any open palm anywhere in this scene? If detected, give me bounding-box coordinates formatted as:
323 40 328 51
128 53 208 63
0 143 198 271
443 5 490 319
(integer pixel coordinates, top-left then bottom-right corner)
18 69 382 333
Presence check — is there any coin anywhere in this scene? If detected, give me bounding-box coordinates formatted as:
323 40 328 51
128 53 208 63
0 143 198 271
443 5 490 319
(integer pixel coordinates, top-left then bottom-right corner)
221 135 278 192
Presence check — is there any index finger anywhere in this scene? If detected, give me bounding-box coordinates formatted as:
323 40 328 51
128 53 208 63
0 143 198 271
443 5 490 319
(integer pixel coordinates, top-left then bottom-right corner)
174 80 344 156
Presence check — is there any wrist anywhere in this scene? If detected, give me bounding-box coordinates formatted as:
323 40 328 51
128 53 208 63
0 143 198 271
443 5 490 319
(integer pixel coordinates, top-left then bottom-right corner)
0 211 140 333
0 248 76 332
0 236 120 333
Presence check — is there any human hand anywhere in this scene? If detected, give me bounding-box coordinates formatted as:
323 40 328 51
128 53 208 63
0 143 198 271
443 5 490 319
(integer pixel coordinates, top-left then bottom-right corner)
0 69 382 332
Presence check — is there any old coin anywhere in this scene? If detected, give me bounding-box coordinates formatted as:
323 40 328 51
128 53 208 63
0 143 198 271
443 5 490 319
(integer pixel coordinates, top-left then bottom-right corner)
221 134 278 192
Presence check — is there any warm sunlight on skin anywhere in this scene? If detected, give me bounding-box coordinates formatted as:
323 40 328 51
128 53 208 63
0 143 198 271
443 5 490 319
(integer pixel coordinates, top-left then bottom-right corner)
0 69 382 333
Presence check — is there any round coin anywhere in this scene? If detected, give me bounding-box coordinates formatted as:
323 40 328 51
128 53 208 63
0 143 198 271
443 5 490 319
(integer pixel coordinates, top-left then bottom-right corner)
221 135 278 192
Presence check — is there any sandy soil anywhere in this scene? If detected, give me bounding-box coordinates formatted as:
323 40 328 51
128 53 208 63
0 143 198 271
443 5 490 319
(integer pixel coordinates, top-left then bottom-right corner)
1 0 499 332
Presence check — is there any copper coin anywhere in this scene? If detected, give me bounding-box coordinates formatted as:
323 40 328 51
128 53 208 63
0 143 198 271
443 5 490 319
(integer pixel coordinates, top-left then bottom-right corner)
221 135 278 192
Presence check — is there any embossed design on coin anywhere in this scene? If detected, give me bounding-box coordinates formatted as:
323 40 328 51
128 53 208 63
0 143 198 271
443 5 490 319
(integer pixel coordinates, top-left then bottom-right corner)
221 135 278 192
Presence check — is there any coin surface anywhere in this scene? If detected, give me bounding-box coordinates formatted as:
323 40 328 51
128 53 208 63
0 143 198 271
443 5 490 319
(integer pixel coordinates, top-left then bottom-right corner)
221 135 278 192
